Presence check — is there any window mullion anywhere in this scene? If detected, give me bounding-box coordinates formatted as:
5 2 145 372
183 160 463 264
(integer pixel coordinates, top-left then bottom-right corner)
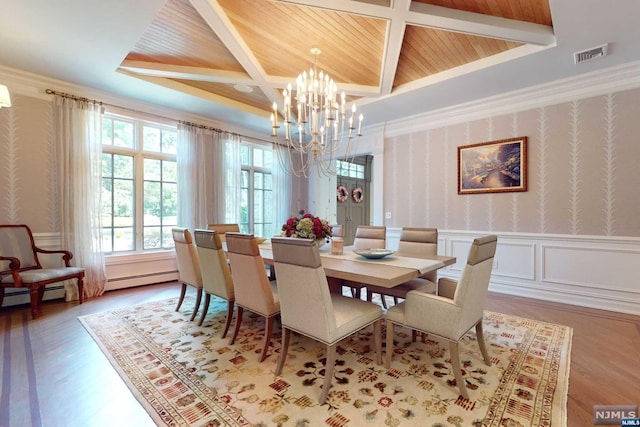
135 132 145 251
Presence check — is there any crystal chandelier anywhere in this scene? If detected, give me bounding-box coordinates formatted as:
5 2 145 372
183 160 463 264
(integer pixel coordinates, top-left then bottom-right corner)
271 48 363 177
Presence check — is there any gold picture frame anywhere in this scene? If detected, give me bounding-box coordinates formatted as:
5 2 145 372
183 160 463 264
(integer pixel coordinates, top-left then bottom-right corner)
458 136 528 194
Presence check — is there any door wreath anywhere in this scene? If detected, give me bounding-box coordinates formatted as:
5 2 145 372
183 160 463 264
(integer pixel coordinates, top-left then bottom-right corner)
336 185 348 202
352 187 364 203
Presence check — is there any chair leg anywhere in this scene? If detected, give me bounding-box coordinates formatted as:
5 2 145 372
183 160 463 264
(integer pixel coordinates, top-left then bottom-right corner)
77 276 84 304
221 300 235 338
380 295 388 309
198 293 211 326
373 320 382 365
190 288 203 321
29 288 41 319
230 306 243 345
259 316 275 362
275 327 291 376
412 330 427 343
385 321 395 368
449 341 469 399
319 344 337 404
475 321 492 366
175 283 187 312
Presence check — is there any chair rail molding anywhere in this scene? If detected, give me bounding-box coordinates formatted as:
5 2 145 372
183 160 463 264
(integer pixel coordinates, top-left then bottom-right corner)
386 228 640 315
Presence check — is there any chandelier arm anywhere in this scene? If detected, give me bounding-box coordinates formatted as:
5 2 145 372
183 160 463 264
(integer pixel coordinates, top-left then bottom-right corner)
270 48 362 178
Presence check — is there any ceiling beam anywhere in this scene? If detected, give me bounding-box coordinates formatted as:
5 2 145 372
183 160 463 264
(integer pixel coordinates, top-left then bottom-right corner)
117 68 269 116
408 3 555 46
119 60 253 84
189 0 281 108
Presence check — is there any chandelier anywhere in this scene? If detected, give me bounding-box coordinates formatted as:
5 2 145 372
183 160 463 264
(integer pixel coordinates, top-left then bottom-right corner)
271 48 363 177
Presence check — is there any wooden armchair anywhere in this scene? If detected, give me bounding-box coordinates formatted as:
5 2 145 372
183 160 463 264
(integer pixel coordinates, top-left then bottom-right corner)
0 224 85 319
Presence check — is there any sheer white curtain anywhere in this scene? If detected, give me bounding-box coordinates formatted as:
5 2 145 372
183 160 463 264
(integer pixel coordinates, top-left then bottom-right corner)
177 124 215 230
52 96 106 299
221 132 241 225
177 125 241 230
271 153 291 237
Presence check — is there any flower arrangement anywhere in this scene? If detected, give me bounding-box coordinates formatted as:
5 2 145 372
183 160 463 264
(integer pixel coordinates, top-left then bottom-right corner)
281 210 332 241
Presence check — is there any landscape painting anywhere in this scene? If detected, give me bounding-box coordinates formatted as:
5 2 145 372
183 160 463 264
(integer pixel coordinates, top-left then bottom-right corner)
458 137 528 194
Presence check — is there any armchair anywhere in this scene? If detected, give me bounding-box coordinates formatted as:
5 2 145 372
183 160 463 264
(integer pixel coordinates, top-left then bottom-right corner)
385 235 498 399
225 232 280 362
193 229 235 335
345 225 386 299
271 237 382 404
171 227 203 321
0 224 85 319
206 223 240 243
366 227 438 308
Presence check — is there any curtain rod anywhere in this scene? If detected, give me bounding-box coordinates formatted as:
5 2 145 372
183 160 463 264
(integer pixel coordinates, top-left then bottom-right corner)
45 88 250 141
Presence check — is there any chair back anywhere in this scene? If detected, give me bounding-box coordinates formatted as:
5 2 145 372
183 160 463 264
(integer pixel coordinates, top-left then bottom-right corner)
397 227 438 282
194 229 234 300
453 235 497 332
0 224 40 272
271 237 336 342
171 227 202 288
330 224 343 238
207 223 240 242
225 232 278 315
353 225 386 249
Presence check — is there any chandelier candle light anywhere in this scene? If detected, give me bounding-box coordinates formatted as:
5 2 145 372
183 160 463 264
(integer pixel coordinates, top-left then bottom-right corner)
271 48 363 177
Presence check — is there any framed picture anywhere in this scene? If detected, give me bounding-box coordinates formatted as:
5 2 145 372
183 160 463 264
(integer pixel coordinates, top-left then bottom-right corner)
458 136 528 194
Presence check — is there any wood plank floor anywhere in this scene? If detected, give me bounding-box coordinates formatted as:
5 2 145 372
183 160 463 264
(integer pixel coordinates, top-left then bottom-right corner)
1 282 639 426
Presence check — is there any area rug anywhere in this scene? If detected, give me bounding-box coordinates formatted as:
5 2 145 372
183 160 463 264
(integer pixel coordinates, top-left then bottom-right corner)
78 296 572 426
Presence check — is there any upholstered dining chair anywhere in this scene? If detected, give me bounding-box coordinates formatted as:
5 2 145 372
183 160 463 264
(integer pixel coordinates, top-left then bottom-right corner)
345 225 386 299
193 229 235 335
172 227 203 321
385 235 498 399
366 227 438 308
271 237 383 404
225 232 280 362
206 223 240 243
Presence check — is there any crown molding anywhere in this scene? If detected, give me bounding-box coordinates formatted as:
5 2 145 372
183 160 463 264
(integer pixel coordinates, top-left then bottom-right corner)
0 64 261 138
384 60 640 137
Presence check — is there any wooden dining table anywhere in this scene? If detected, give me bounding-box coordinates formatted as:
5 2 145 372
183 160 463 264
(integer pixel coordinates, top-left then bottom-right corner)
258 242 456 293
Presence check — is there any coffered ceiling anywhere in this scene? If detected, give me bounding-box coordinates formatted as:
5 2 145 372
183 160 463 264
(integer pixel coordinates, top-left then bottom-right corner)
118 0 554 122
1 0 638 135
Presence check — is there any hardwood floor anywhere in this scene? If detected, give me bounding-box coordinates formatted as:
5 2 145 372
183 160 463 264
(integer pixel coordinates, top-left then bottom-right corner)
1 282 639 426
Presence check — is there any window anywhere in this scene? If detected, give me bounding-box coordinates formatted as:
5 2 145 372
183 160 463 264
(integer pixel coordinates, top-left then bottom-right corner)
239 142 273 237
101 115 177 253
337 159 365 178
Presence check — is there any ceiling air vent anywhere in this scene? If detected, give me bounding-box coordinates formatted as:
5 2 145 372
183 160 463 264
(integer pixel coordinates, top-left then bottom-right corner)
574 44 608 64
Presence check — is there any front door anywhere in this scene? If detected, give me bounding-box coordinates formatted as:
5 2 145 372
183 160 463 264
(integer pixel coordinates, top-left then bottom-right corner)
336 156 371 245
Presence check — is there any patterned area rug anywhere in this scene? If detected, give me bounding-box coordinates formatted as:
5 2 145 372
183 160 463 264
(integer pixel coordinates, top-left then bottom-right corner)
78 296 572 426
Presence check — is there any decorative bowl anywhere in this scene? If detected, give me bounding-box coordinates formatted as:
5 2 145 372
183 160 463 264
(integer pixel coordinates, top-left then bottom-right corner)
255 237 267 244
353 248 394 259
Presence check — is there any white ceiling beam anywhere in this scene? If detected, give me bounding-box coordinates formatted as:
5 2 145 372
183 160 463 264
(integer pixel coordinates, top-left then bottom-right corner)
119 60 253 84
408 3 555 46
189 0 281 106
378 0 411 95
117 69 268 116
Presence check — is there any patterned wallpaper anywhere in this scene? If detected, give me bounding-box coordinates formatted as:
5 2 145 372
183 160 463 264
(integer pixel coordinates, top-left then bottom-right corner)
0 95 56 232
384 87 640 237
2 88 640 237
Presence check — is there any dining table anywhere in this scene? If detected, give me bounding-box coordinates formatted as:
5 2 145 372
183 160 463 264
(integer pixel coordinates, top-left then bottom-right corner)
257 241 456 294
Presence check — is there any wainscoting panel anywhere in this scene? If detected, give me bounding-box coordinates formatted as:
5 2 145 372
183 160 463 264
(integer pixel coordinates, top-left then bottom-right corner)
386 228 640 315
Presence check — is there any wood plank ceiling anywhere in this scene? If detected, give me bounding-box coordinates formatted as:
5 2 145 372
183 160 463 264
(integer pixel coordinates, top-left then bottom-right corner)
118 0 554 122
